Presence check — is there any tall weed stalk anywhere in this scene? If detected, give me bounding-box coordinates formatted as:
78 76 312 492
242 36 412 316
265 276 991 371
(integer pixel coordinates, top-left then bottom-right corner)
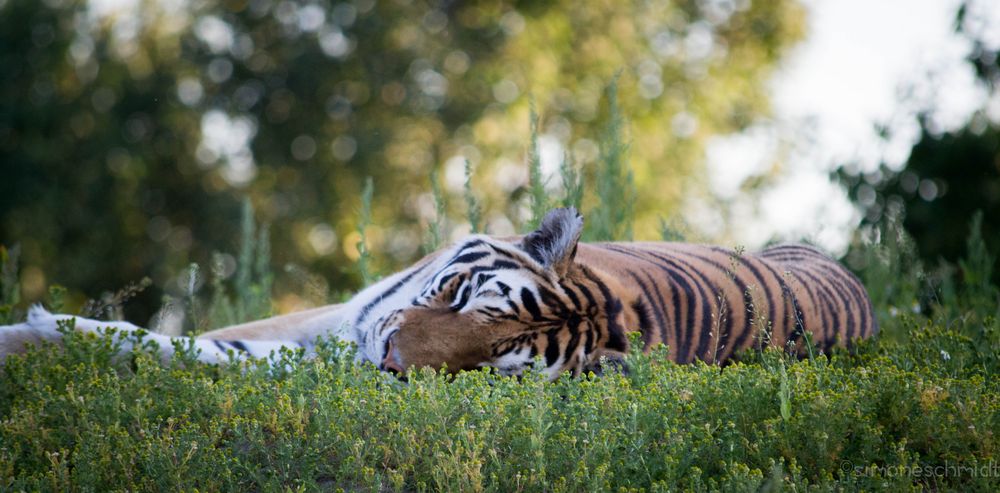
588 74 635 241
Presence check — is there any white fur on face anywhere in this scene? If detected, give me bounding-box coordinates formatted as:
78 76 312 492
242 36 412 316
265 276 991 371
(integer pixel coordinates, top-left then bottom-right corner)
350 235 560 373
485 347 534 376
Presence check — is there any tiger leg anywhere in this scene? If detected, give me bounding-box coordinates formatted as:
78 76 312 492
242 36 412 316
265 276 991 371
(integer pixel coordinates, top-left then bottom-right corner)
196 303 348 344
0 306 313 365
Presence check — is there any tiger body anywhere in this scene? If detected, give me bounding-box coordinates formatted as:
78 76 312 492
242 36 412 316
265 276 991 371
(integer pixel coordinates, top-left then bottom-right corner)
0 208 876 378
572 241 875 364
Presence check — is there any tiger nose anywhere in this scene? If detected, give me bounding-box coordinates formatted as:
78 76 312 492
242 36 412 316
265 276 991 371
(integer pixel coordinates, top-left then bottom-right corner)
381 332 405 375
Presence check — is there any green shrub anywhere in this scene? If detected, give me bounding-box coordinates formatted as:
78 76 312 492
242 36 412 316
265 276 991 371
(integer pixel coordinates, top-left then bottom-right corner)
2 321 997 491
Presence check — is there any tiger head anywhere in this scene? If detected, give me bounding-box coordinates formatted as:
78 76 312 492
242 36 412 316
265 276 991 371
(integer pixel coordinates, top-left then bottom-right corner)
372 207 630 379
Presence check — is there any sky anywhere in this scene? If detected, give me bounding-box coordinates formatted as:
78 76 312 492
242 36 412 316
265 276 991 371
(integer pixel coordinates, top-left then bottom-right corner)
703 0 998 254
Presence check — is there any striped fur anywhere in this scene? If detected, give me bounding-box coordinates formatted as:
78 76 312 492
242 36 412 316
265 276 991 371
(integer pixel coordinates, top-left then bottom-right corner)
377 209 876 378
578 242 876 363
0 208 876 379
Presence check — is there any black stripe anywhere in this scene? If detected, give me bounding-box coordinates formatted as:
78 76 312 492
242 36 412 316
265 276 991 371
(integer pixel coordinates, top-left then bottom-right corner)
756 259 807 351
783 269 826 346
602 245 689 359
629 272 680 349
762 250 832 264
485 242 522 260
449 251 490 265
229 340 249 353
833 266 875 339
433 240 490 273
356 262 431 326
808 263 861 342
640 270 673 351
464 261 522 279
631 298 654 348
612 246 701 363
562 316 582 366
695 249 767 358
213 340 229 353
496 281 511 296
521 288 543 321
647 250 727 363
434 271 459 292
538 286 570 315
782 269 820 326
545 328 561 366
581 267 628 352
761 244 829 259
459 238 486 249
581 316 595 354
769 252 875 342
563 285 582 310
475 273 495 287
574 280 598 311
486 243 548 278
505 299 521 315
793 266 842 350
451 282 473 311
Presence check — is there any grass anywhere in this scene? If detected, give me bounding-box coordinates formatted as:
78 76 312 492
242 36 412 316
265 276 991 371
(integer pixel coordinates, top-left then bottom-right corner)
1 305 997 491
1 86 999 491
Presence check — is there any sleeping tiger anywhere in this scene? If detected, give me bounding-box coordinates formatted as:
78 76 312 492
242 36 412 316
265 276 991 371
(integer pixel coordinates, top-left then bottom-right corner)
0 208 876 379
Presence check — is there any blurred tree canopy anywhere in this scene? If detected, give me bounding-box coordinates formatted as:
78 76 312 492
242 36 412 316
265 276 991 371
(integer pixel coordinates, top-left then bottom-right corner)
0 0 804 322
837 0 1000 284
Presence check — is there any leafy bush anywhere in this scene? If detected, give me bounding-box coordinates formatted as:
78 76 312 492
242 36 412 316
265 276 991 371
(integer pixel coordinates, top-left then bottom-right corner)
1 315 997 491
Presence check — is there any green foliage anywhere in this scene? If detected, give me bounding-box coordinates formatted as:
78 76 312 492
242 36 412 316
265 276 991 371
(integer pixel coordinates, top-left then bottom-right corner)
232 196 275 324
81 277 153 321
528 101 548 230
357 177 375 287
0 245 20 324
558 152 584 212
843 212 927 329
172 200 277 333
464 160 483 234
184 263 201 332
1 244 66 325
588 76 636 242
425 171 447 254
957 211 999 317
207 253 237 330
659 217 688 242
846 209 1000 350
523 101 586 228
3 316 998 491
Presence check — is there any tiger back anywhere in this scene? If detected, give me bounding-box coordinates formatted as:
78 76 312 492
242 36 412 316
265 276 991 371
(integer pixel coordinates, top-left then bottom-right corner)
575 241 876 364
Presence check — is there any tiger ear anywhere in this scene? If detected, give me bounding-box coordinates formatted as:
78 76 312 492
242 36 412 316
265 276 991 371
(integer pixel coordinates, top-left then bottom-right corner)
521 207 583 277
